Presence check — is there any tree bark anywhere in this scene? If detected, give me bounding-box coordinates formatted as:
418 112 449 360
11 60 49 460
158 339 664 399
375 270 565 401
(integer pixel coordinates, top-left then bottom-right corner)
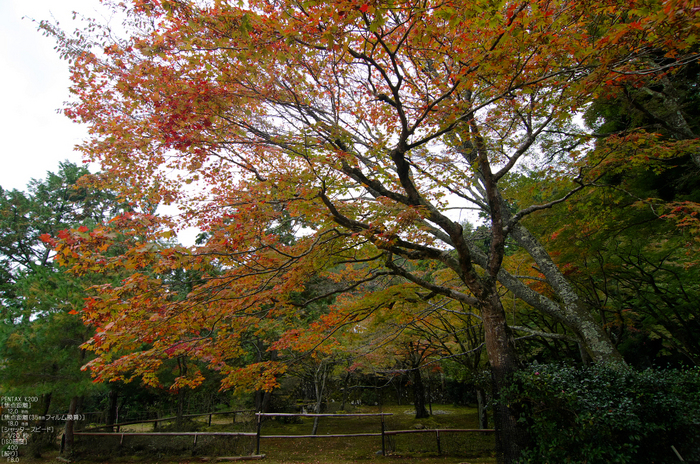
255 388 273 414
39 392 52 430
453 134 625 365
508 223 624 363
176 357 188 428
479 290 525 463
311 361 329 435
340 370 351 411
106 388 118 432
61 396 79 456
29 392 53 458
75 396 85 431
411 365 430 419
427 376 433 416
476 387 488 430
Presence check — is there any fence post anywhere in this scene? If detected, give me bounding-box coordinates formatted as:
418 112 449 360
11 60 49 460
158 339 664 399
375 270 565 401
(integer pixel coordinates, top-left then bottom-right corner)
255 413 262 455
208 413 212 426
381 415 386 456
436 430 441 455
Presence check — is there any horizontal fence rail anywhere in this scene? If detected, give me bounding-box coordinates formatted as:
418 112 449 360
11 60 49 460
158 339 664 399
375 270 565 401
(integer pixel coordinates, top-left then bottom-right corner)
75 432 257 436
385 428 495 455
73 411 495 459
385 428 495 434
74 431 257 446
261 433 383 438
83 409 254 432
254 412 393 455
256 413 393 417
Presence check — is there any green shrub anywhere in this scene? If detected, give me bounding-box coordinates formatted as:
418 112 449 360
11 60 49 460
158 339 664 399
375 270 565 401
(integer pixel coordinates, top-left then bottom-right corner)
501 363 700 464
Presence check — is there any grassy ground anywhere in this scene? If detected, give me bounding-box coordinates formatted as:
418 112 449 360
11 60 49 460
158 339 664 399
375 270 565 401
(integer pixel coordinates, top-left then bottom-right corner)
26 405 497 464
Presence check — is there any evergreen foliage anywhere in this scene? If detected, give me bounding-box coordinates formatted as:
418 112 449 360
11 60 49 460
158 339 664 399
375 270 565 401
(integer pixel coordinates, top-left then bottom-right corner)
502 363 700 463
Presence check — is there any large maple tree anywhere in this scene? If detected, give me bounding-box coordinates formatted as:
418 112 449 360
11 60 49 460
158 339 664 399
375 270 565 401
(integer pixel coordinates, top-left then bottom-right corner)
48 0 700 461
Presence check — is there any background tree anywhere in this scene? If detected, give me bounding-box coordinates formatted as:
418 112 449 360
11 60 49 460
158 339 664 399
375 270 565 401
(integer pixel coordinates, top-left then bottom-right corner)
0 162 124 455
498 53 700 367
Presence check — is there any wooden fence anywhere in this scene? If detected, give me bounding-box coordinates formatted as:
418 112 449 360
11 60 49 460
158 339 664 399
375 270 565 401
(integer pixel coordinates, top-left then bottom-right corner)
254 412 392 455
83 409 254 432
385 427 495 455
73 411 495 459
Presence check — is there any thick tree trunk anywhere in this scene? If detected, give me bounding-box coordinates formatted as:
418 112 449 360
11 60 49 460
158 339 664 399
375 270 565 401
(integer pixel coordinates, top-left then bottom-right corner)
394 377 403 405
480 290 526 464
411 366 430 419
457 174 625 365
452 127 527 461
404 341 430 419
508 224 624 363
255 389 273 414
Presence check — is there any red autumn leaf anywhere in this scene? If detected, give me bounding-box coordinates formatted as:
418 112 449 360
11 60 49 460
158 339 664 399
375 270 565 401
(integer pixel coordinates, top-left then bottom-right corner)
49 1 700 442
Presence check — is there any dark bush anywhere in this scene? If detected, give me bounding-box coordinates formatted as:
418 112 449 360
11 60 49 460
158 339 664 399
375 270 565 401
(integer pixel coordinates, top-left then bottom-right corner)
501 363 700 464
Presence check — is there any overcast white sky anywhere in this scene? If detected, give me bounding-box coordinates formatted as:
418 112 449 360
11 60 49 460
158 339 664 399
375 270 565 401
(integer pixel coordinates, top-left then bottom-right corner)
0 0 202 243
0 0 109 192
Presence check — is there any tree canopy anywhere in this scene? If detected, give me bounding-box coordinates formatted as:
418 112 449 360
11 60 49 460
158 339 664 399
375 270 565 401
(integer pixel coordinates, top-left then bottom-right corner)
0 162 123 408
44 1 700 461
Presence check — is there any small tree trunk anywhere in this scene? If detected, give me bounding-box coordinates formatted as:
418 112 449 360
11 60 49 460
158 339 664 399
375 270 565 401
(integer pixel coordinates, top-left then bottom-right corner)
476 387 488 429
394 378 402 405
29 392 53 458
254 390 263 412
310 362 328 435
340 371 351 411
75 396 85 431
62 396 79 456
177 389 186 428
39 392 52 430
427 376 433 416
106 389 118 432
176 357 188 428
